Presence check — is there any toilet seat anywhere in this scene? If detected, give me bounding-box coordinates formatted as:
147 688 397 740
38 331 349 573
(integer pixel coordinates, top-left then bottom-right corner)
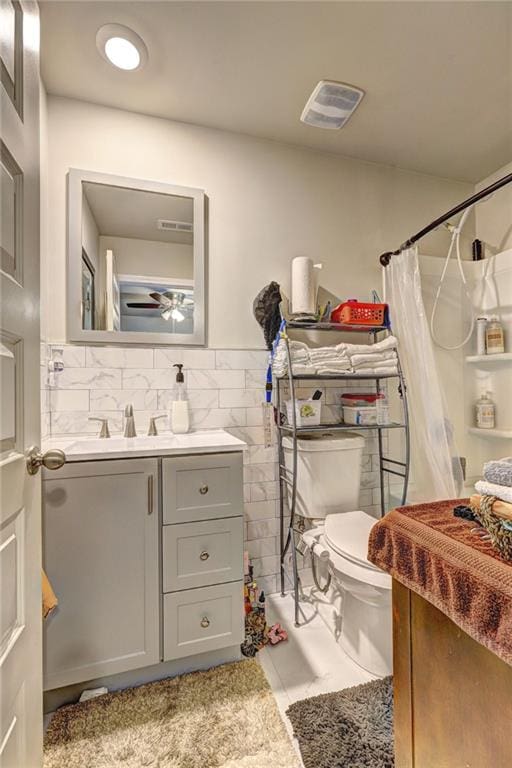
325 510 381 571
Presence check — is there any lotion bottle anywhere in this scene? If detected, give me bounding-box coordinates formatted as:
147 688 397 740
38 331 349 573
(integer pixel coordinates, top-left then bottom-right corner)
171 364 190 434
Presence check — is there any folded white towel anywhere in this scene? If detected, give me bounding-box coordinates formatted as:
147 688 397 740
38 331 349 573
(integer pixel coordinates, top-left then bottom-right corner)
316 367 352 375
274 350 309 360
292 364 317 375
475 479 512 504
350 351 397 366
273 340 310 375
310 349 349 360
354 366 398 376
315 360 350 369
340 335 398 356
353 359 398 370
310 355 347 363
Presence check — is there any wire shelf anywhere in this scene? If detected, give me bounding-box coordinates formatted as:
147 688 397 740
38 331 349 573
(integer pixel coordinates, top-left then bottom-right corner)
276 319 410 627
277 421 407 433
286 321 388 333
276 372 400 381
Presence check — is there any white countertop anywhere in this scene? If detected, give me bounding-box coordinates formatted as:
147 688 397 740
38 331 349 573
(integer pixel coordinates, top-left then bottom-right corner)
43 429 247 462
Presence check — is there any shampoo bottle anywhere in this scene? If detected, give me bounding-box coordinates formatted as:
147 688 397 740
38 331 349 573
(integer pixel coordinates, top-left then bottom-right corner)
475 391 495 430
170 364 190 434
485 317 505 355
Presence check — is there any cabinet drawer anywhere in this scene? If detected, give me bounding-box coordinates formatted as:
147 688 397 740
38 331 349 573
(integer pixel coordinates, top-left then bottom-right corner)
163 517 243 592
162 453 243 524
163 582 244 660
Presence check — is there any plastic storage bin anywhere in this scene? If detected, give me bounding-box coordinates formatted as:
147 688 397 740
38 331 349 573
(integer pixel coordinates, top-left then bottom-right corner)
343 404 377 425
331 300 387 326
286 399 321 427
340 393 379 406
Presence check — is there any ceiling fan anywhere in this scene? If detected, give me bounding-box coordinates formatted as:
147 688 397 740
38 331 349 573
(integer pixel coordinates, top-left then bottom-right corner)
126 291 193 322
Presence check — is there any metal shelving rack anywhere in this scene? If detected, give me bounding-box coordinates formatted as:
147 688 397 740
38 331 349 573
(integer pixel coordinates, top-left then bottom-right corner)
275 320 410 626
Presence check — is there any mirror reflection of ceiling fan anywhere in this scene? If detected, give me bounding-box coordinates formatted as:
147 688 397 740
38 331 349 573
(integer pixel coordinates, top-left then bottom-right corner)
126 291 194 322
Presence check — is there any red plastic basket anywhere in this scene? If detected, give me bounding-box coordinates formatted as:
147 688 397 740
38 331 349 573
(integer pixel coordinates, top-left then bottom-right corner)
331 300 386 326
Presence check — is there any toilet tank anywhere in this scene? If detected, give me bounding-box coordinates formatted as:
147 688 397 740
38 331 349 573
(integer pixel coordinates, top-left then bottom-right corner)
283 432 365 519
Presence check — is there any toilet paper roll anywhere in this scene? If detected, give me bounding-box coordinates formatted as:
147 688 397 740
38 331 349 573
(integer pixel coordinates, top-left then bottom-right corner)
291 256 316 315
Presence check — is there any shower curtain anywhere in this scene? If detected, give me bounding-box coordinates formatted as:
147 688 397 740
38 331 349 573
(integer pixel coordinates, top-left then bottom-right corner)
385 247 462 501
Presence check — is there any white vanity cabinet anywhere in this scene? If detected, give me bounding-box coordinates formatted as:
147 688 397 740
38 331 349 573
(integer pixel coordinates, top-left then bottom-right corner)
43 459 159 690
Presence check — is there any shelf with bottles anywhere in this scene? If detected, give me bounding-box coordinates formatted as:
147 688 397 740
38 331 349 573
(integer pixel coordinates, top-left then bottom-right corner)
466 352 512 364
468 427 512 440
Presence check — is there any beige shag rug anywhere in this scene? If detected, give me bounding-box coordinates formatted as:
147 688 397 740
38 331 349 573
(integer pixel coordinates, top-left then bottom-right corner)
44 659 300 768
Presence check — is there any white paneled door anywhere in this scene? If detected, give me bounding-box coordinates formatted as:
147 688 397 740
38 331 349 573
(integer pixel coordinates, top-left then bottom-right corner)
1 3 45 766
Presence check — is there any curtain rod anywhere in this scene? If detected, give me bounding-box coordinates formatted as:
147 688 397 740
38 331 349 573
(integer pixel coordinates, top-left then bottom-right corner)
379 171 512 267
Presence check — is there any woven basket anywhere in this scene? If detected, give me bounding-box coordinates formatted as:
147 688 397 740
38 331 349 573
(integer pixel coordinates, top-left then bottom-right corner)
471 495 512 561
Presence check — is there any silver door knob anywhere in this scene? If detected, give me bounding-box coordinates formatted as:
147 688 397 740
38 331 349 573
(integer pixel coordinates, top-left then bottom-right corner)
199 551 210 561
200 617 210 628
26 446 66 475
199 484 209 495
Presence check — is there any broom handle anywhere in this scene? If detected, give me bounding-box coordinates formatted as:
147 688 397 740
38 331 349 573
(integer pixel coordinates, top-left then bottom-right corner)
471 494 512 521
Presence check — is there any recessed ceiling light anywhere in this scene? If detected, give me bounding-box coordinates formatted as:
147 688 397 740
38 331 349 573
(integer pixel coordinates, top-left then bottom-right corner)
301 80 365 130
96 24 148 71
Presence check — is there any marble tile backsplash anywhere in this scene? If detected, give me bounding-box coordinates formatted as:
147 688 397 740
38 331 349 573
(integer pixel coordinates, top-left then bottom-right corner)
41 343 386 594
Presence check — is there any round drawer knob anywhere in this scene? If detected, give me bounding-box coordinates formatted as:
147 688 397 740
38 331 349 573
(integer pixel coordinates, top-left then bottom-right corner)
200 617 210 629
199 551 210 561
199 484 209 495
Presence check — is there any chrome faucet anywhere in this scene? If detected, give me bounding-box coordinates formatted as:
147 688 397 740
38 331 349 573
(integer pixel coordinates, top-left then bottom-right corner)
124 404 137 438
147 415 166 436
88 417 111 438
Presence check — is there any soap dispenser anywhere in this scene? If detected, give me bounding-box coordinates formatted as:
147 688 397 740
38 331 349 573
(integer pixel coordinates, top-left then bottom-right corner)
171 364 190 434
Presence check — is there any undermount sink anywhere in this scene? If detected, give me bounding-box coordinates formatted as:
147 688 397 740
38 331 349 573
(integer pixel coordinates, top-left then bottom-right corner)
44 430 247 462
66 435 177 453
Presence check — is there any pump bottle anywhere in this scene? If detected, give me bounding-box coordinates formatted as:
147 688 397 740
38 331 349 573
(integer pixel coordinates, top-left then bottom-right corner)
171 364 190 434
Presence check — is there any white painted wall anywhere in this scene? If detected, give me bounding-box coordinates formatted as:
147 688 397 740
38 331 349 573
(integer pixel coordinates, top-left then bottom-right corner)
476 161 512 254
43 95 472 347
98 236 193 281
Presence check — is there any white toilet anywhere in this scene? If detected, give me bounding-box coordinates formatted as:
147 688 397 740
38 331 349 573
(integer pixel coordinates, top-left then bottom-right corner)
283 432 392 677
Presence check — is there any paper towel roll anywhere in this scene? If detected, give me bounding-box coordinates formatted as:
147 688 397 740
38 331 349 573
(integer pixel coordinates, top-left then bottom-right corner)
291 256 315 315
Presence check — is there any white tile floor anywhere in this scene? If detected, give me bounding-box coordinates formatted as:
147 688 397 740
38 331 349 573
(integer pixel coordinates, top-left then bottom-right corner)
259 591 376 764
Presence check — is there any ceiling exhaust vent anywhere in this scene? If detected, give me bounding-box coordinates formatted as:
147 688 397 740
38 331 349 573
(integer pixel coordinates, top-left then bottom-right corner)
156 219 193 233
300 80 365 130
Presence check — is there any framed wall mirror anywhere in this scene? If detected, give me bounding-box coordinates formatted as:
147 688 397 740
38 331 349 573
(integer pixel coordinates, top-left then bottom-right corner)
67 169 206 345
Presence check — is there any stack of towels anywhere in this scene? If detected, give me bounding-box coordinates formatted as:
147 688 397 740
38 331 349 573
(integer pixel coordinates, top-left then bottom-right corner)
272 335 399 377
344 336 398 375
272 340 313 377
475 457 512 504
309 346 351 375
